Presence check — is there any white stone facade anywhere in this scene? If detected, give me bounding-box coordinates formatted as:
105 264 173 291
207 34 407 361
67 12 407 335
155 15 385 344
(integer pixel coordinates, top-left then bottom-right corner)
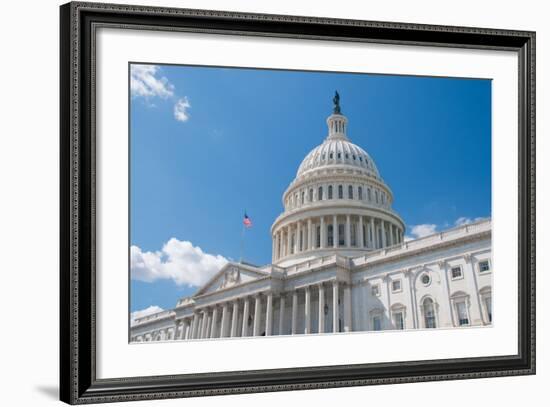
131 101 492 342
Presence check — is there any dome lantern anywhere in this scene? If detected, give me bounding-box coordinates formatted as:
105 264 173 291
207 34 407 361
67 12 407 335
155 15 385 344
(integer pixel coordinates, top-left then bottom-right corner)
326 91 348 141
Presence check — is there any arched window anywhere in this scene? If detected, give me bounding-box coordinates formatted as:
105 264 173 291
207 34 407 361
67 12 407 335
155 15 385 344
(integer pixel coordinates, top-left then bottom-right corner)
318 186 323 200
358 186 363 200
338 185 343 199
375 190 379 204
309 188 314 202
367 188 371 201
301 191 305 205
348 185 353 199
328 185 333 199
423 298 437 328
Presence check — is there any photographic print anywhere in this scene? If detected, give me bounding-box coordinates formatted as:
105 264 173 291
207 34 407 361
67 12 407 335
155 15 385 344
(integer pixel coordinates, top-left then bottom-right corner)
129 63 493 342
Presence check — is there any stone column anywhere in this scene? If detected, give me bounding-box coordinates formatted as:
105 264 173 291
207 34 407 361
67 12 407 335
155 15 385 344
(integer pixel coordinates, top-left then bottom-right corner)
320 216 326 248
205 313 212 338
332 281 339 332
265 292 273 335
343 284 352 332
197 311 204 339
333 215 338 248
304 286 311 334
318 283 325 333
287 225 292 256
307 218 313 251
297 222 302 253
404 270 417 329
464 254 483 325
381 220 387 248
370 217 376 249
291 290 298 334
191 313 199 339
253 294 262 336
389 224 394 246
182 321 188 340
231 300 240 337
359 216 364 248
210 307 219 338
201 310 208 339
346 215 351 247
241 297 250 337
173 321 180 340
220 303 229 338
278 295 286 335
437 261 454 328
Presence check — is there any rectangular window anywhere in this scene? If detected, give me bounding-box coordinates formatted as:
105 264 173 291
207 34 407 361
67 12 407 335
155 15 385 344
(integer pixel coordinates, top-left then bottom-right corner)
371 284 380 297
393 312 404 329
451 266 463 279
391 279 402 292
350 223 356 246
316 225 321 248
456 301 469 326
479 260 490 273
338 224 345 246
327 225 334 246
372 316 381 331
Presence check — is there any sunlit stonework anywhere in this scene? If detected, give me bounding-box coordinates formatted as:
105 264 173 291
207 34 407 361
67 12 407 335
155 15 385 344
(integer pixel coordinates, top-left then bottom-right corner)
130 96 492 342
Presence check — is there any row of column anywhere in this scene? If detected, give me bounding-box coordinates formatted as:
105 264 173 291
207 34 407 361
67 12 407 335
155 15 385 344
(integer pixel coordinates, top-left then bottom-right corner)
273 215 403 261
170 281 353 341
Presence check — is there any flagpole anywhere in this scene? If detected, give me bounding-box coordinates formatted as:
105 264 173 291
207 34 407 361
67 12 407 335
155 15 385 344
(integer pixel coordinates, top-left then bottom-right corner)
239 221 245 263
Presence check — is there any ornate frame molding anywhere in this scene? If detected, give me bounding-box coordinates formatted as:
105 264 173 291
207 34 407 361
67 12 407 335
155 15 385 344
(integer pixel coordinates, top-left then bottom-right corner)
60 2 535 404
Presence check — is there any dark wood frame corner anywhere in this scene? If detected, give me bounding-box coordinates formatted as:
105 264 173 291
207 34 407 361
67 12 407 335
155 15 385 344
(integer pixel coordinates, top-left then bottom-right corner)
60 1 535 404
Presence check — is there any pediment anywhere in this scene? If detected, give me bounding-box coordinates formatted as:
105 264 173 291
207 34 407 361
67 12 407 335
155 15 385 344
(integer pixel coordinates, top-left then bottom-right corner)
194 263 268 297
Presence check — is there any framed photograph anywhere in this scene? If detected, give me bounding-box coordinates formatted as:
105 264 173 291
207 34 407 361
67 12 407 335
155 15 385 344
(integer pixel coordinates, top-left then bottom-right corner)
60 1 536 404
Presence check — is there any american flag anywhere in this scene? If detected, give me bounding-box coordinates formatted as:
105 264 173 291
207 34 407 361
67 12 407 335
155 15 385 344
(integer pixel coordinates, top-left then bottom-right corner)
243 212 252 228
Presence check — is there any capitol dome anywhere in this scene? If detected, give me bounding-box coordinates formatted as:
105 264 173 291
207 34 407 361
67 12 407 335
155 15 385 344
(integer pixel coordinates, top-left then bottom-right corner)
271 92 405 266
295 107 381 180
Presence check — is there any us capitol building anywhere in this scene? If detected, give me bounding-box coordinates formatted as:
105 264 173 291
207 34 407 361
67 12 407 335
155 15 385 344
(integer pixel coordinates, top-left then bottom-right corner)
131 94 493 342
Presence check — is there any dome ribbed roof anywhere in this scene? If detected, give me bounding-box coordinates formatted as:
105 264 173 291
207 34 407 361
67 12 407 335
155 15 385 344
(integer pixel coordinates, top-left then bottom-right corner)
296 138 380 178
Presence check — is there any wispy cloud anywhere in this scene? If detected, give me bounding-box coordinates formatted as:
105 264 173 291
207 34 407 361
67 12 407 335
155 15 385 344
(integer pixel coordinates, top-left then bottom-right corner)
131 238 228 287
130 65 174 99
131 64 192 123
174 97 191 122
454 216 485 227
130 305 164 326
404 216 486 241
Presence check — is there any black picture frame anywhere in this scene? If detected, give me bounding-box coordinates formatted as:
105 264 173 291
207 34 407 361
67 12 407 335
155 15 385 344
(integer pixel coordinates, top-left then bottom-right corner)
60 1 536 404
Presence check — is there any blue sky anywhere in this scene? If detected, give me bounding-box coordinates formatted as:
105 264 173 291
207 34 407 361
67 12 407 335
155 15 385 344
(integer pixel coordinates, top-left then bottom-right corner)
129 63 491 317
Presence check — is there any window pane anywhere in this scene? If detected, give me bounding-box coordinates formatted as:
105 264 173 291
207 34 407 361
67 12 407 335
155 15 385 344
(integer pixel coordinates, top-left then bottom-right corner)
373 316 381 331
393 312 404 329
456 301 469 326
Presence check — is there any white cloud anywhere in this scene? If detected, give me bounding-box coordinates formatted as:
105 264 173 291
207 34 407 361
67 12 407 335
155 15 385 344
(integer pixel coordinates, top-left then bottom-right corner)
407 224 438 240
130 305 164 326
174 97 191 122
454 216 485 226
405 216 487 241
130 65 174 99
131 238 228 287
